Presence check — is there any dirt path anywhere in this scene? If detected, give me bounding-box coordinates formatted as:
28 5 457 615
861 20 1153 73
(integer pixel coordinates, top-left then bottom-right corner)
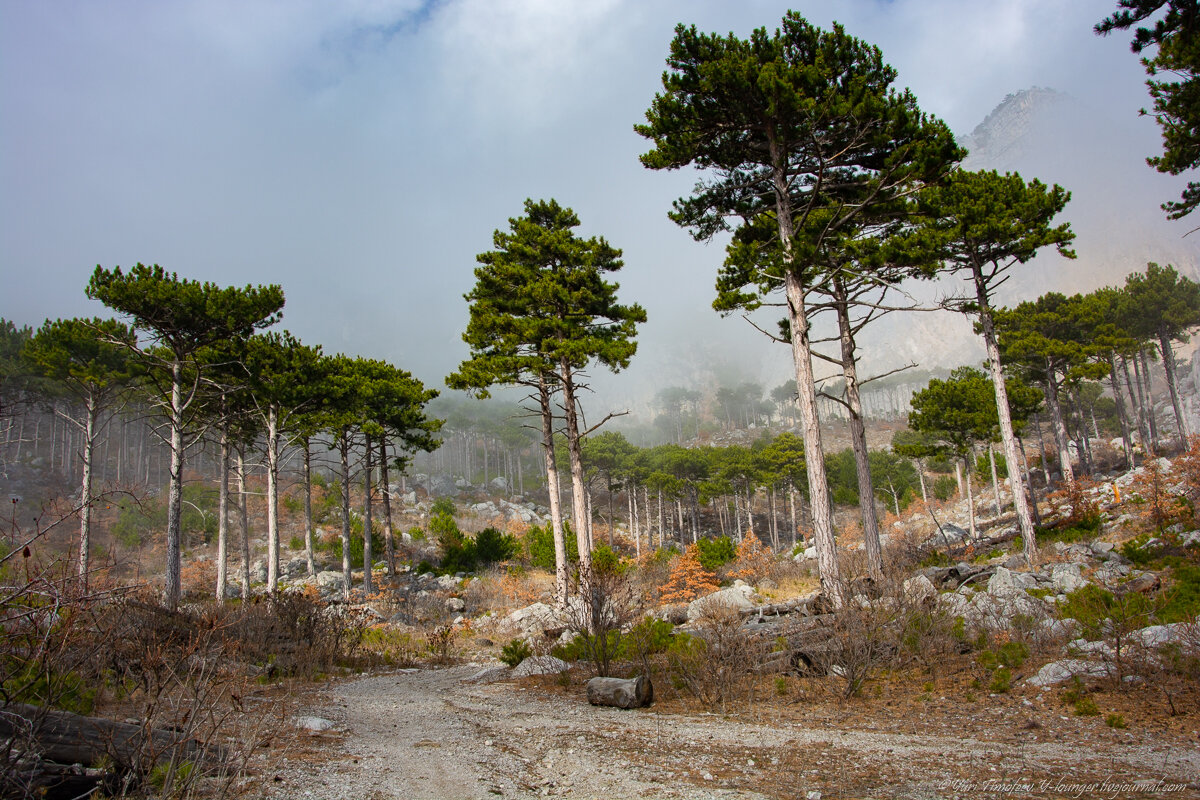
257 665 1200 800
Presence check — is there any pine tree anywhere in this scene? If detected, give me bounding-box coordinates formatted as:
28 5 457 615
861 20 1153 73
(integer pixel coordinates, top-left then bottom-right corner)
637 12 961 605
659 544 720 604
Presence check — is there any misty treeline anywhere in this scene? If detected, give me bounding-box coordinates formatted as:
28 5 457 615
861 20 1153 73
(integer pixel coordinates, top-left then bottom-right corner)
2 265 442 612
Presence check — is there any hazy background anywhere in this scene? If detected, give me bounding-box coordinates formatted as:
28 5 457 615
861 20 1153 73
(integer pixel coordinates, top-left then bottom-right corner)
3 0 1198 417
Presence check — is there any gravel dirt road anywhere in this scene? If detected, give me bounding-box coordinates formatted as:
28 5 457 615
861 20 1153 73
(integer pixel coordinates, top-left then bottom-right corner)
256 664 1200 800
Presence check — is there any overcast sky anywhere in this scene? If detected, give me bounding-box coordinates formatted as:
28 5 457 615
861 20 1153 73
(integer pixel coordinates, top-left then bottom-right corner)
1 0 1192 411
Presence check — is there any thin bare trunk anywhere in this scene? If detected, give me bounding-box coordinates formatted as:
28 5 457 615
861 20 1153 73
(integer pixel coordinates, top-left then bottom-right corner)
1045 376 1075 485
1110 356 1135 469
537 376 568 610
339 431 352 599
1159 329 1191 443
266 406 280 593
216 425 229 599
380 438 395 576
303 439 315 577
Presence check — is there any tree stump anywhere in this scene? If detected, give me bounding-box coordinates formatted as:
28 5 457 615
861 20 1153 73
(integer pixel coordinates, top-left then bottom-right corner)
586 675 653 709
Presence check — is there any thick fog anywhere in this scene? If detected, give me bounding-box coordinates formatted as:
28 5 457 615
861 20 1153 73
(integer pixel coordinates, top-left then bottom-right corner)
2 0 1194 420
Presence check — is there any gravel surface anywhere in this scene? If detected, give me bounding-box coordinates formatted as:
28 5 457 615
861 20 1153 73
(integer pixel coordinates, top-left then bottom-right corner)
254 664 1200 800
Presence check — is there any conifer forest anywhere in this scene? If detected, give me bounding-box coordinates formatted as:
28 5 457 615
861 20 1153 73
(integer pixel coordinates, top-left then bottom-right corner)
3 4 1200 799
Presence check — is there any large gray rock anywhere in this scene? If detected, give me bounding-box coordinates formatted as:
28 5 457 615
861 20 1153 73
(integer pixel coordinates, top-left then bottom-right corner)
586 675 653 709
1028 659 1115 687
1049 563 1089 594
987 566 1039 595
687 582 756 621
498 602 562 638
1129 621 1199 650
316 570 346 593
250 559 268 585
511 655 568 678
489 476 509 493
902 575 937 606
963 587 1050 632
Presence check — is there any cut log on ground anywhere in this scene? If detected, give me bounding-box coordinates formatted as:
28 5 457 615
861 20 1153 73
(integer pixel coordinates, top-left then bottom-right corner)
586 675 653 709
0 702 226 771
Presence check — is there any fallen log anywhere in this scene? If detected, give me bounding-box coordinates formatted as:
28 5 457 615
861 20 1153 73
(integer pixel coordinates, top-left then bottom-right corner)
0 702 226 771
586 675 653 709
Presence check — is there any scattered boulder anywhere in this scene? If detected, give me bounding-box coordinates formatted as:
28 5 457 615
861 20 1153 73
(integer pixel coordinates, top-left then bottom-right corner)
316 570 346 594
987 566 1038 595
296 716 336 732
902 575 937 606
1048 563 1088 594
464 666 511 684
586 675 653 709
1119 571 1161 595
511 655 568 678
446 597 466 613
1027 659 1114 687
687 582 757 621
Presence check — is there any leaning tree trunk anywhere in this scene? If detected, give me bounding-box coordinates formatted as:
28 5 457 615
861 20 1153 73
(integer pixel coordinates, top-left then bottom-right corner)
537 375 568 610
771 138 842 606
1158 326 1192 443
834 278 882 580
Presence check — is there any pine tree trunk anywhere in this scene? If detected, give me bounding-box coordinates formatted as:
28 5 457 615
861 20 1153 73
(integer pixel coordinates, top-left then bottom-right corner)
217 424 230 600
380 437 395 577
964 456 977 541
1125 355 1154 456
77 395 97 589
1110 355 1135 469
916 463 928 506
164 359 185 610
303 439 315 577
536 377 568 610
1158 327 1191 443
339 431 352 599
1045 376 1075 485
834 279 882 579
266 405 280 593
770 132 841 605
1140 348 1160 447
788 487 797 549
559 359 593 630
988 444 1002 517
362 434 374 595
237 447 251 598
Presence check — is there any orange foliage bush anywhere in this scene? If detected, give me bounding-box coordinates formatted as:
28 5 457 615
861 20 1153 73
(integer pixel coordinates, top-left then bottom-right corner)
729 530 774 582
659 544 720 604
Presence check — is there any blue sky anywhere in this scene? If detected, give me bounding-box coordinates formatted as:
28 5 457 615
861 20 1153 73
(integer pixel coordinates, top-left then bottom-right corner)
1 0 1194 409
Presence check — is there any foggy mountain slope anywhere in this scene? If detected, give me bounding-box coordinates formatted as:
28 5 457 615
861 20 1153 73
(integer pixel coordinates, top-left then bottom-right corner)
853 86 1200 379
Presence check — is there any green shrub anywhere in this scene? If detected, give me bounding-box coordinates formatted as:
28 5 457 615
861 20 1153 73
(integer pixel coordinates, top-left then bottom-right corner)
932 475 957 501
989 667 1012 693
282 494 304 515
696 536 736 571
1074 696 1100 716
499 638 532 668
289 536 305 551
590 543 627 577
1105 712 1127 729
476 527 517 566
525 521 578 571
